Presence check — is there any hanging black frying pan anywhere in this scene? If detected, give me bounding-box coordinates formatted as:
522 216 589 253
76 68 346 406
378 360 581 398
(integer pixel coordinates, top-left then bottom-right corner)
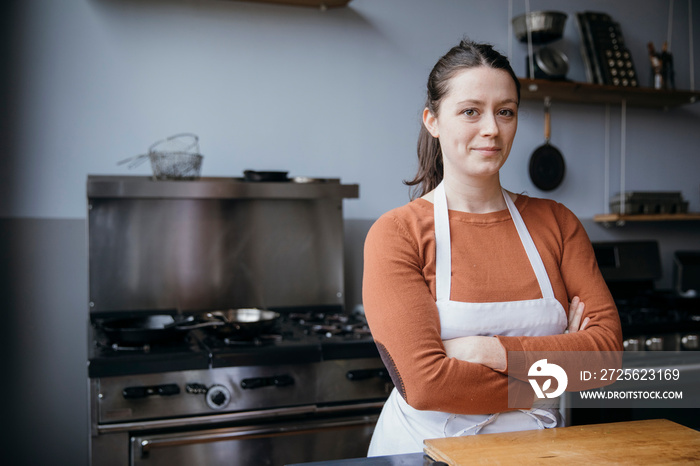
529 97 565 191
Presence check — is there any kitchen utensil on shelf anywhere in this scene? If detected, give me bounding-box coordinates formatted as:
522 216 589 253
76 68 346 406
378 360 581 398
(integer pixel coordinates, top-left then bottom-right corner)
243 170 290 182
529 97 565 191
118 133 203 180
526 46 570 80
512 11 567 44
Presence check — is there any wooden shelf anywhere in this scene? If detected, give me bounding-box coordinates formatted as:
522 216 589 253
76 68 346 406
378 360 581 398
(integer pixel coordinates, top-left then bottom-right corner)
233 0 351 7
593 212 700 225
519 78 700 108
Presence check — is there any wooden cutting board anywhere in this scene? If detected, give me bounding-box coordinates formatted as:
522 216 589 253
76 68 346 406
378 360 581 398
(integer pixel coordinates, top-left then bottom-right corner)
424 419 700 465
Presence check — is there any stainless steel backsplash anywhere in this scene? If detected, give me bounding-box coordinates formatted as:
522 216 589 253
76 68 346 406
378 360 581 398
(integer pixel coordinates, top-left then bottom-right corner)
87 176 358 314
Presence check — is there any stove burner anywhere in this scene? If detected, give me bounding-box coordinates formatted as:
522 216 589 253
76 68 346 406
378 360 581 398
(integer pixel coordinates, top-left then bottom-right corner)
615 293 700 352
89 309 378 377
618 305 692 326
288 312 349 325
96 340 151 353
91 324 203 358
222 334 283 346
308 323 371 337
287 312 372 339
352 326 372 336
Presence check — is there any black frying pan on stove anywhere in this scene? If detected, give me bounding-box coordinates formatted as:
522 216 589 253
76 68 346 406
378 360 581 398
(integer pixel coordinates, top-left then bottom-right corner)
98 314 186 345
529 97 565 191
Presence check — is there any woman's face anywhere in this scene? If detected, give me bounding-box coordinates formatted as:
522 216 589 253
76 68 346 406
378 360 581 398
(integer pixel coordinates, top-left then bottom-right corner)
423 66 518 184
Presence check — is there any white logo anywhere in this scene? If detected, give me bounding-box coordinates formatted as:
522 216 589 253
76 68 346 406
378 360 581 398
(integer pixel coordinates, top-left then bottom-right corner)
528 359 568 399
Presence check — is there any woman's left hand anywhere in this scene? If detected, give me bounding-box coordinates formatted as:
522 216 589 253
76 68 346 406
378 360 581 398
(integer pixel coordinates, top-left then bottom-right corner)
566 296 590 334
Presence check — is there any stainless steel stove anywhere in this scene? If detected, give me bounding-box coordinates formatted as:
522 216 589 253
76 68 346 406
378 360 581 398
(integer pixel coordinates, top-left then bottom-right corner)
86 176 391 466
568 240 700 429
592 241 700 353
616 293 700 352
89 309 391 466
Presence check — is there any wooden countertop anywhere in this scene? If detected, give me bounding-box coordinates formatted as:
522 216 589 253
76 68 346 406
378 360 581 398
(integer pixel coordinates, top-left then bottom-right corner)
424 419 700 465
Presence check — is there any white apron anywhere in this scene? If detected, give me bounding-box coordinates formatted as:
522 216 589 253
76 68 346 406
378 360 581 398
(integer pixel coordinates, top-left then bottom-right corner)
368 182 568 456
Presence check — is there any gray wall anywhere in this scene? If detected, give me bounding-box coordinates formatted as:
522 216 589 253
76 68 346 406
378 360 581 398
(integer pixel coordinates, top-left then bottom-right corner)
2 1 699 465
4 0 700 220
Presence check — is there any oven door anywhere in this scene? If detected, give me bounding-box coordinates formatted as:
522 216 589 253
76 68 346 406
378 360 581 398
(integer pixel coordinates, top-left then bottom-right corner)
131 413 379 466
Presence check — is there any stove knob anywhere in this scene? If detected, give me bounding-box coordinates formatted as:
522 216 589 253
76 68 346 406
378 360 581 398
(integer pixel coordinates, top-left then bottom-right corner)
682 335 699 350
273 375 294 387
623 338 641 351
645 337 664 351
205 385 231 410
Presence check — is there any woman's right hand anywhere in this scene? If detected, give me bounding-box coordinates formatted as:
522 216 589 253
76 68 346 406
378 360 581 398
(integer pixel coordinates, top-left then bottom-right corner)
566 296 589 334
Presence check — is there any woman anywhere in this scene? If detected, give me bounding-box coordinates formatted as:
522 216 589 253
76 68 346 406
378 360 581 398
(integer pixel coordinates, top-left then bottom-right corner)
363 39 623 456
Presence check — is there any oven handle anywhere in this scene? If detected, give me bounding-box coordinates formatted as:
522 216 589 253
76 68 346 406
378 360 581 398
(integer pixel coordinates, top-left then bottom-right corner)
99 400 386 434
136 413 381 458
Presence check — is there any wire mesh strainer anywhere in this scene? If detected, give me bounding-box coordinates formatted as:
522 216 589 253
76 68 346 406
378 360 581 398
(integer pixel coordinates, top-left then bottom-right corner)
118 133 204 180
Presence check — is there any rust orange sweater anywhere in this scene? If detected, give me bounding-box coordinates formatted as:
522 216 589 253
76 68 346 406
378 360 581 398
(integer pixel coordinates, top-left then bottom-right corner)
363 194 623 415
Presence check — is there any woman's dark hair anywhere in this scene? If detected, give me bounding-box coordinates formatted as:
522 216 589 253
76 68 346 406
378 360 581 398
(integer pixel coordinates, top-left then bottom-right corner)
405 39 520 199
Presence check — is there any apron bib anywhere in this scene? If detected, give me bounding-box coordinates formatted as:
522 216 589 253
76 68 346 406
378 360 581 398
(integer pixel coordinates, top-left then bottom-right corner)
368 183 567 456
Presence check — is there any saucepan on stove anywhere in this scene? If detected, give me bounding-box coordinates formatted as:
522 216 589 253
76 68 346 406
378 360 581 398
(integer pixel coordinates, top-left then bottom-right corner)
181 308 281 337
207 308 281 335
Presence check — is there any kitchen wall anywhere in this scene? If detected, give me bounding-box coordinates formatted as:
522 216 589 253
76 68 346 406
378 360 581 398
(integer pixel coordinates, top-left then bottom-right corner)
1 0 699 465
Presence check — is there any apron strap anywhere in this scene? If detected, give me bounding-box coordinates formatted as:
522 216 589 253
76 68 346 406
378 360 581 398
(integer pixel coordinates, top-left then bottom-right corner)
443 412 500 437
434 182 451 302
519 408 560 429
433 182 555 301
501 189 555 300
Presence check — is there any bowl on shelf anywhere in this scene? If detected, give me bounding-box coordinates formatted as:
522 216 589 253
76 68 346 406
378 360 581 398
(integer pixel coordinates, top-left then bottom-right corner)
512 11 567 44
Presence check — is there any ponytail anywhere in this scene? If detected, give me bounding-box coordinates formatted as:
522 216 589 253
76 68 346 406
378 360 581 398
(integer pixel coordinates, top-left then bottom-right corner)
405 117 443 200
